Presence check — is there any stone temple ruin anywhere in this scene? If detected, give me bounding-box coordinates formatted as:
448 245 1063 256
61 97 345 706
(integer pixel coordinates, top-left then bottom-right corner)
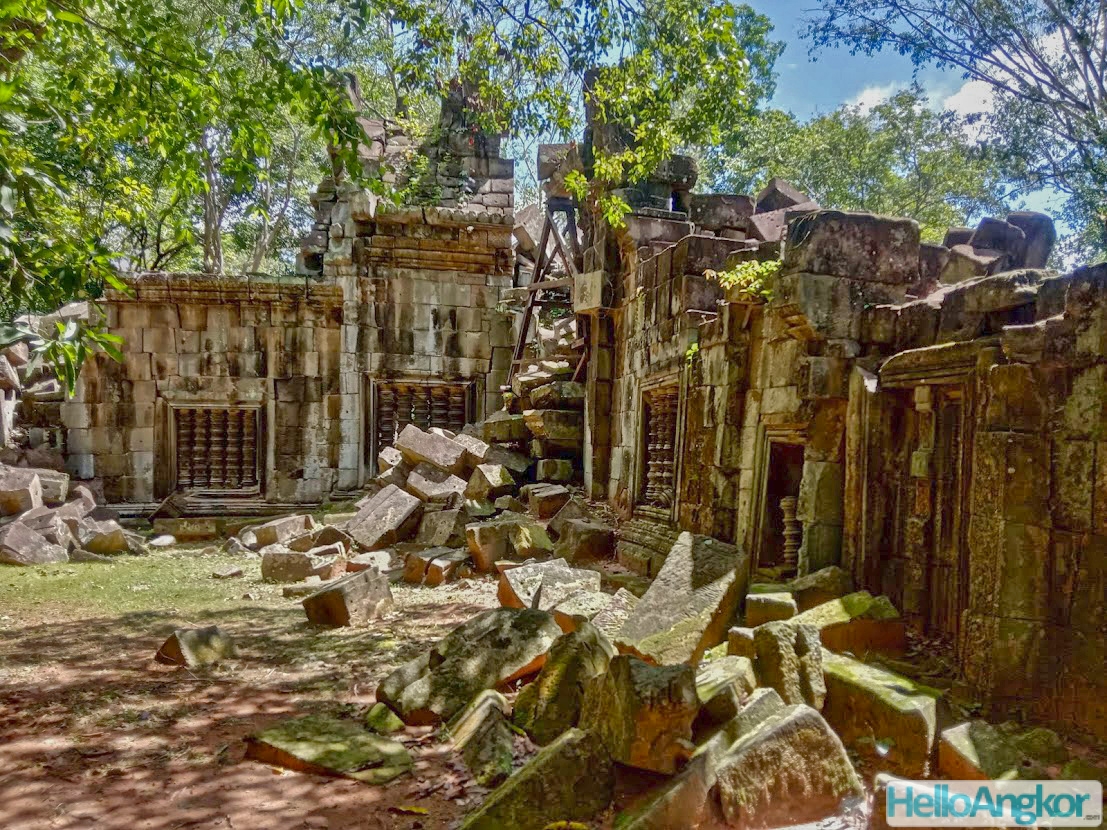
2 87 1106 825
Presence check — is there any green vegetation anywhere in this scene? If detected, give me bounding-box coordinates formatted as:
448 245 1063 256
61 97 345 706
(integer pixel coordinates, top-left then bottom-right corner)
703 87 1011 242
802 0 1107 259
704 258 779 301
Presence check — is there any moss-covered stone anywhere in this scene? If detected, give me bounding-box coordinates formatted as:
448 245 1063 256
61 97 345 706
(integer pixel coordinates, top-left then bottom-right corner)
1062 759 1107 785
696 655 756 727
364 702 405 734
822 652 942 776
377 608 562 725
939 720 1023 780
447 690 514 786
245 714 412 784
580 655 699 774
515 621 616 745
459 728 615 830
714 704 862 828
155 626 236 667
1012 727 1069 766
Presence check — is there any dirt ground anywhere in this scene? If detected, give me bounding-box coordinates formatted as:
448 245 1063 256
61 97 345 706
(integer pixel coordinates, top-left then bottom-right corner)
0 546 524 830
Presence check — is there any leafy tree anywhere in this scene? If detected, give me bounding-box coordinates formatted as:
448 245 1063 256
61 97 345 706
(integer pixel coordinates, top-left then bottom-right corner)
801 0 1107 257
702 87 1012 241
2 0 782 388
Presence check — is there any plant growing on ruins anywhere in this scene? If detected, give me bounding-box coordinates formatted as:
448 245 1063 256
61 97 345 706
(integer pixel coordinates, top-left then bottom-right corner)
704 258 779 302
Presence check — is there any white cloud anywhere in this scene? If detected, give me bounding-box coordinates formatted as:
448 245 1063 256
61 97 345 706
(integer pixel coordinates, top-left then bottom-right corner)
847 82 901 112
942 79 995 117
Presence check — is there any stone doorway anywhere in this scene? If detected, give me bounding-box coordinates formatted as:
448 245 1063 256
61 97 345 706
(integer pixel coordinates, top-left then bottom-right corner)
757 442 805 572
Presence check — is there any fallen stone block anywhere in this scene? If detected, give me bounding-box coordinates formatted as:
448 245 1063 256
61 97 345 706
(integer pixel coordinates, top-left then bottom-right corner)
792 591 906 654
696 655 757 728
30 468 69 507
405 462 467 503
507 519 553 558
498 558 601 610
523 409 583 443
375 459 411 489
466 515 552 571
580 654 699 774
403 548 439 584
212 566 243 579
484 444 531 475
458 728 614 830
377 607 562 725
465 463 515 500
551 589 613 632
452 433 490 468
446 689 514 787
0 521 68 565
616 746 724 830
414 507 468 548
514 621 615 745
755 177 809 213
261 549 316 583
526 483 571 519
69 516 129 555
727 626 755 659
346 484 423 550
302 568 394 627
547 497 588 539
482 410 529 443
246 714 412 784
535 458 573 482
364 702 404 734
615 531 747 665
156 626 236 667
939 720 1023 780
789 565 852 611
241 514 314 550
745 591 797 626
423 549 472 587
2 340 29 368
345 550 391 573
0 355 17 391
377 445 404 473
590 587 639 640
530 381 585 410
287 525 354 553
395 424 468 475
696 687 787 757
0 468 42 516
822 652 941 777
70 549 114 563
714 704 862 828
754 620 825 709
493 495 526 513
552 518 613 563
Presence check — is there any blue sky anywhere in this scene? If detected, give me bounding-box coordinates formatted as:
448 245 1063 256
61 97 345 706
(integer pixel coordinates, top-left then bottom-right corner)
747 0 985 117
746 0 1058 216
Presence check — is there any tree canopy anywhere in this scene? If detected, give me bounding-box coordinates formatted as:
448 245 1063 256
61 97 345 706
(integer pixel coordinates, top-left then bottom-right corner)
1 0 782 387
801 0 1107 258
702 87 1012 242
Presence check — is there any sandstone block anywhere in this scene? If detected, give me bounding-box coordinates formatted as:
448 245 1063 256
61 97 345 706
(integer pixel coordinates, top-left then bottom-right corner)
242 514 314 550
498 558 601 610
345 550 391 573
696 655 757 727
69 516 129 555
523 409 583 442
782 210 920 284
615 531 747 664
727 626 756 659
395 423 467 474
0 521 68 565
0 468 42 516
745 591 797 626
535 458 573 482
415 508 468 547
552 518 613 562
547 497 589 539
346 484 423 550
514 621 615 745
580 655 699 774
423 549 472 586
789 565 852 611
482 410 528 443
527 483 571 518
714 704 862 828
530 381 585 410
261 549 316 583
458 728 614 830
590 588 639 641
156 626 236 667
452 433 491 468
822 652 941 777
405 462 467 502
753 620 825 709
792 591 906 654
302 568 394 627
377 608 562 725
484 444 531 474
377 445 404 473
938 720 1023 780
446 690 514 786
465 463 515 500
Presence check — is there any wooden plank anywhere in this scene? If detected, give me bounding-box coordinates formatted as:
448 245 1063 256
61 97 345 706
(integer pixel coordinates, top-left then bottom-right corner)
526 276 574 292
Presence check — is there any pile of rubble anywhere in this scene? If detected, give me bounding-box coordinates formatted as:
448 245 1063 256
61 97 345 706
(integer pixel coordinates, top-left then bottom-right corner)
219 360 609 627
0 461 144 565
